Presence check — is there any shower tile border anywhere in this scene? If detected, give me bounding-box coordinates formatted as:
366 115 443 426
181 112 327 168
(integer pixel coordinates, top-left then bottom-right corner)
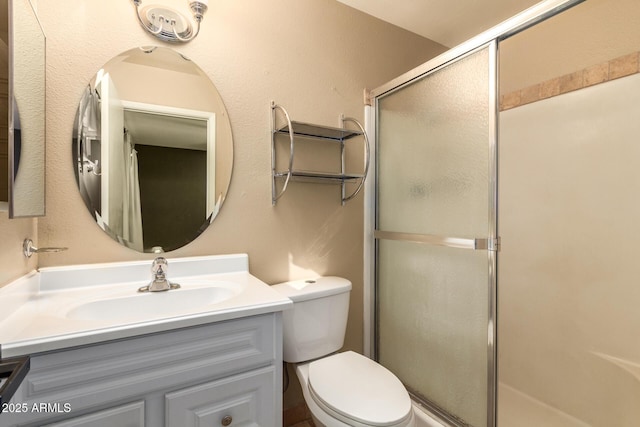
500 51 640 111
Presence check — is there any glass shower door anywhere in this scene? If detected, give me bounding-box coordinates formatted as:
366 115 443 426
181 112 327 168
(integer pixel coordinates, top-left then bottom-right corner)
374 43 497 427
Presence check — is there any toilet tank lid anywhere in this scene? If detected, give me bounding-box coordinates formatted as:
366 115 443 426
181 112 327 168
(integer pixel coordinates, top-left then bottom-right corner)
271 276 351 302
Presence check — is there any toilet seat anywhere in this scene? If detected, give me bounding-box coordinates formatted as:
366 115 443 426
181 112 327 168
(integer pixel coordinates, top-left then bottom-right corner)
307 351 413 427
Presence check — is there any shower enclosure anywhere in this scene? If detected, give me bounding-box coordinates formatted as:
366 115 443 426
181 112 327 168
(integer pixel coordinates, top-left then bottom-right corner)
366 0 640 425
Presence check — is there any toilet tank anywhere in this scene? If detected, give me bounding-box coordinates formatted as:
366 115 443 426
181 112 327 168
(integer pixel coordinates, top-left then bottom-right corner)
272 277 351 363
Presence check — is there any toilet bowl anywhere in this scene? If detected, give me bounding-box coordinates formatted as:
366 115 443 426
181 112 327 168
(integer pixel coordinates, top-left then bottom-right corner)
272 277 414 427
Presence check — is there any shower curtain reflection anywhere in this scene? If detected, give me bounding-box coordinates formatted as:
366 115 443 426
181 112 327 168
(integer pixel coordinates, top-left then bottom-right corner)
73 85 145 251
122 130 143 252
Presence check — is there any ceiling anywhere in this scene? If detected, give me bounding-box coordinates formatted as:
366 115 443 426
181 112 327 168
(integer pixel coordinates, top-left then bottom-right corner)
336 0 542 47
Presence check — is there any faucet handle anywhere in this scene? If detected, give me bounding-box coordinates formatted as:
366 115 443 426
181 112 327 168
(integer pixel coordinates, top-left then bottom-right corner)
23 239 68 258
151 257 168 275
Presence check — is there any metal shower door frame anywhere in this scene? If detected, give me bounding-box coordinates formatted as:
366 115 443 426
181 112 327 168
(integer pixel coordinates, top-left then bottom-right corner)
363 1 586 426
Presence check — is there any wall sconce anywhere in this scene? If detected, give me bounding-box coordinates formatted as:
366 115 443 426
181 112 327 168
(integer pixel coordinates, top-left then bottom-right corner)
132 0 208 43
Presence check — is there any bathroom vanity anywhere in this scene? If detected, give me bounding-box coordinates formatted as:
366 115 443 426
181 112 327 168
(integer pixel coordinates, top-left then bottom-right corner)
0 254 291 427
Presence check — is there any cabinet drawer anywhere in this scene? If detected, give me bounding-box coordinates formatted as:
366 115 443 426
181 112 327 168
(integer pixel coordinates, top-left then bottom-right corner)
22 315 275 402
165 366 276 427
42 401 144 427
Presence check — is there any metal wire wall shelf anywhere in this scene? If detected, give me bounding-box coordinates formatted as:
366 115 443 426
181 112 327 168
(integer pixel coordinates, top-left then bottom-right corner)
270 102 370 205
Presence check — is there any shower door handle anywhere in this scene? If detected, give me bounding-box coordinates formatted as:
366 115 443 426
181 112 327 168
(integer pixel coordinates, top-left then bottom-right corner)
374 230 500 251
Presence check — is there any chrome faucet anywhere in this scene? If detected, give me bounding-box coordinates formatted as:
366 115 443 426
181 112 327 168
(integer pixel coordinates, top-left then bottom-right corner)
138 257 181 293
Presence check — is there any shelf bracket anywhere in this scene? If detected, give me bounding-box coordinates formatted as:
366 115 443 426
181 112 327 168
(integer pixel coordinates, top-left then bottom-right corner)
271 102 295 205
340 116 370 205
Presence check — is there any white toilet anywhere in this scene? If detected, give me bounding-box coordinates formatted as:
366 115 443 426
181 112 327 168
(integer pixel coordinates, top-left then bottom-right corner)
273 277 415 427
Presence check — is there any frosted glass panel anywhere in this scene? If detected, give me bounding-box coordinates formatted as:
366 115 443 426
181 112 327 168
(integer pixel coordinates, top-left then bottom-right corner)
375 45 493 427
378 240 489 427
377 47 490 238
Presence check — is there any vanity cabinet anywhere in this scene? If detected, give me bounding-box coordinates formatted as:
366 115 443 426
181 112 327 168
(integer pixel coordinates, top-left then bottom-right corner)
0 313 282 427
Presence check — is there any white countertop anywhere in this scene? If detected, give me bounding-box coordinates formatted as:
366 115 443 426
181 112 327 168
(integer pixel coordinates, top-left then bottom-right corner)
0 254 292 358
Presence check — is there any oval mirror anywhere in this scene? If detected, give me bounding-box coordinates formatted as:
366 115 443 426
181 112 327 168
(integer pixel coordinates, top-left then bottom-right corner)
72 46 233 253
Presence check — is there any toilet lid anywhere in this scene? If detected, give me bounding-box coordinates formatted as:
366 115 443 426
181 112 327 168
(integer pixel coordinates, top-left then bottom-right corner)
308 351 412 427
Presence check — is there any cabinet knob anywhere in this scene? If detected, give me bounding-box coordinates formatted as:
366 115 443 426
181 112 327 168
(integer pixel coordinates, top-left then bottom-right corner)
221 415 233 426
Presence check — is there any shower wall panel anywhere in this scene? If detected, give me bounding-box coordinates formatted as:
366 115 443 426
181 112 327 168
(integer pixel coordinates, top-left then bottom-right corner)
498 72 640 427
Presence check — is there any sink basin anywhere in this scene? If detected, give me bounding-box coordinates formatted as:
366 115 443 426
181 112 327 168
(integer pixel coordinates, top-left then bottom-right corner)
66 281 241 321
0 254 293 358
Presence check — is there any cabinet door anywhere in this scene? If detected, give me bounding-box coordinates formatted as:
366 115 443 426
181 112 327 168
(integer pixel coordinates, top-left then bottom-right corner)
166 366 276 427
42 401 144 427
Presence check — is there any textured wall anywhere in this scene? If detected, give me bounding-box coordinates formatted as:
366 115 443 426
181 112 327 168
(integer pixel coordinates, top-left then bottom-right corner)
0 211 36 285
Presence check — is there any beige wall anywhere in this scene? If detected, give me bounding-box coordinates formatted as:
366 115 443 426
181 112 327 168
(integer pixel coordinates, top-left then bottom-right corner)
0 212 36 285
12 0 445 409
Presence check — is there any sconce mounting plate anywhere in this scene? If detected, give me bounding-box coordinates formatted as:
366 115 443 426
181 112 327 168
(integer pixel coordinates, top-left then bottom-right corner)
139 5 193 43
